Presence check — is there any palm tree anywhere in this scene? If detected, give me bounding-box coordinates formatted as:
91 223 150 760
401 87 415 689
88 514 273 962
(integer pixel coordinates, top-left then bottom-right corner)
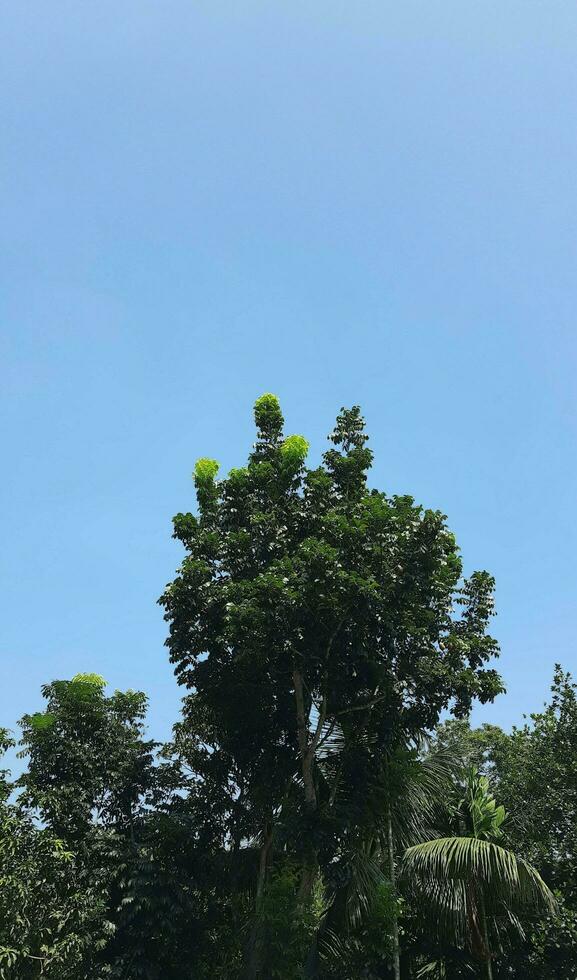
314 729 459 978
402 768 555 979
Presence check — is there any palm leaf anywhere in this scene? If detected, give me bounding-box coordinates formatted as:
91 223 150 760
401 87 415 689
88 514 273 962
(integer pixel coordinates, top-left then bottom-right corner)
403 836 554 909
391 747 460 849
402 835 555 955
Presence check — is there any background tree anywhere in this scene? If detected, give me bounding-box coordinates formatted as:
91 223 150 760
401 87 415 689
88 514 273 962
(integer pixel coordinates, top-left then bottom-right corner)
16 674 209 979
0 729 110 979
18 673 159 843
403 768 555 980
432 666 577 979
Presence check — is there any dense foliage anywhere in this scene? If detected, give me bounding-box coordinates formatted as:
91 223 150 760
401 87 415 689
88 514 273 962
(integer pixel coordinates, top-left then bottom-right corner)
2 396 574 978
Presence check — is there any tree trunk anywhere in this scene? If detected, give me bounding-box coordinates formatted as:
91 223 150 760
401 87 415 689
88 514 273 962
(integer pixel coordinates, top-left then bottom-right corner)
293 668 319 901
386 804 401 980
479 892 493 980
293 668 317 808
247 824 273 979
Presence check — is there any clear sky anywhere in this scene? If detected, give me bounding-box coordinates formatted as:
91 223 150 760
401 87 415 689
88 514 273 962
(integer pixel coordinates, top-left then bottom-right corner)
2 1 576 754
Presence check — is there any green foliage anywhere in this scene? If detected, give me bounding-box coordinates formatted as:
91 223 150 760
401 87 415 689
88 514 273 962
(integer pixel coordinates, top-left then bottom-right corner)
461 768 506 841
0 730 14 804
494 666 577 902
0 739 110 978
71 672 106 686
194 458 220 515
19 677 158 840
280 434 310 469
403 779 555 976
253 867 322 979
14 675 194 978
321 880 400 979
254 392 284 436
29 711 56 731
194 457 220 483
228 466 248 481
436 668 577 978
508 898 577 979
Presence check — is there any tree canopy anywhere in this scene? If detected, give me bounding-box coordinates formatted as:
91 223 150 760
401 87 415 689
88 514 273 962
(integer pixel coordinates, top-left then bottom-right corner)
1 395 573 979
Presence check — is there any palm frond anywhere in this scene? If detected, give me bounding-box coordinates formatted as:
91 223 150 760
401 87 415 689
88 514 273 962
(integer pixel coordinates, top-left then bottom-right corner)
391 747 460 849
344 847 387 930
403 836 555 911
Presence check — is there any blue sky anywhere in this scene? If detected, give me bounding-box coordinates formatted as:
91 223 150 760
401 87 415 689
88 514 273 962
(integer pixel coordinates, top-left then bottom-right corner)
2 1 576 754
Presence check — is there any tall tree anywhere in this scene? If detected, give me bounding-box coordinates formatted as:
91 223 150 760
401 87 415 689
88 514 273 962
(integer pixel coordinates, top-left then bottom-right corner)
160 394 503 975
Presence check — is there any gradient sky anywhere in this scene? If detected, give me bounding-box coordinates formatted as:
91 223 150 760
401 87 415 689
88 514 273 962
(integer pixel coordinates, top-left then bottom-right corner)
2 1 576 758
